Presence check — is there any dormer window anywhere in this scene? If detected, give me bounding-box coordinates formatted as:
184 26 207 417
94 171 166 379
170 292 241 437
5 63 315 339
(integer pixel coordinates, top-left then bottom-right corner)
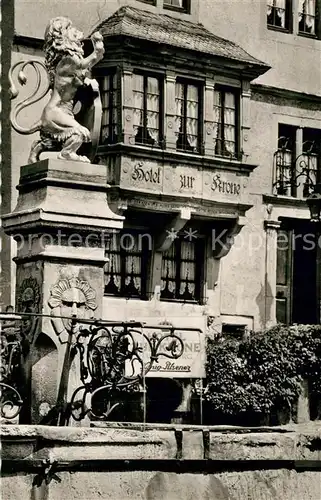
133 74 162 147
175 80 202 153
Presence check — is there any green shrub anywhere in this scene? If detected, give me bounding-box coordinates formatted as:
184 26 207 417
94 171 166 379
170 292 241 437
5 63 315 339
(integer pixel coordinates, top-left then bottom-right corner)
204 324 321 418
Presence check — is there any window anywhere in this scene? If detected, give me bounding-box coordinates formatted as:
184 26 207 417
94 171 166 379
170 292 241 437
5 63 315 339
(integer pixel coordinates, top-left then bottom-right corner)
100 73 118 145
160 237 204 303
298 0 316 34
137 0 156 4
163 0 190 13
267 0 292 30
213 87 239 159
274 124 297 196
302 128 321 188
273 125 321 197
133 74 162 147
104 232 151 299
175 81 201 153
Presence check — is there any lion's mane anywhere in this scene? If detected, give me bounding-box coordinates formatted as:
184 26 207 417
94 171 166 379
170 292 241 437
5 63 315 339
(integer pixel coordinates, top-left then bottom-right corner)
43 17 85 86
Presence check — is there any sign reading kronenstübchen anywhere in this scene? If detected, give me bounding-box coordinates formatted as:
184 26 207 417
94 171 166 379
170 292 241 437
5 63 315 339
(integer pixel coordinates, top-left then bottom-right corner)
125 317 206 379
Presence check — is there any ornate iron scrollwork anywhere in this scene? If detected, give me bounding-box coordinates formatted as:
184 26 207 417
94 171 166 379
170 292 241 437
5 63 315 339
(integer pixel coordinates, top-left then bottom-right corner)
0 333 23 420
68 321 184 422
273 140 318 198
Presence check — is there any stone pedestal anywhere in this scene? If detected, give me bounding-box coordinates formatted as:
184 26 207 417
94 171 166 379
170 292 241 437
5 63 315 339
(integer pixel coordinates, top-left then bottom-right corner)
2 159 124 425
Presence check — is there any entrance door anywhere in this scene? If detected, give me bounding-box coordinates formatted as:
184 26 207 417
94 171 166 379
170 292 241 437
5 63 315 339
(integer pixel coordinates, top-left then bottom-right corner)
276 220 319 325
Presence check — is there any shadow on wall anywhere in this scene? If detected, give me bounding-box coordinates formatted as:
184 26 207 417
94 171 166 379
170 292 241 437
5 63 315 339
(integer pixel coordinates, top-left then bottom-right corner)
255 274 273 329
145 472 235 500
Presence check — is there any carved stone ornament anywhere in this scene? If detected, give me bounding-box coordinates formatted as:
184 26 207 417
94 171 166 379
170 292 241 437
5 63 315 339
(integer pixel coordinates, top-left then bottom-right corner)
48 276 97 343
9 17 105 164
16 277 41 339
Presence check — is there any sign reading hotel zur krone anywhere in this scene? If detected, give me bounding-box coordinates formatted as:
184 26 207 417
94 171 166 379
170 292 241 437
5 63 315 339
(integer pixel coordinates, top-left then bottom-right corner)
121 159 245 202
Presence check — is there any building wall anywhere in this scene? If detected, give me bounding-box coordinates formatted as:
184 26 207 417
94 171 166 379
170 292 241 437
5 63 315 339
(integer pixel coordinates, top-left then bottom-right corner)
7 0 321 332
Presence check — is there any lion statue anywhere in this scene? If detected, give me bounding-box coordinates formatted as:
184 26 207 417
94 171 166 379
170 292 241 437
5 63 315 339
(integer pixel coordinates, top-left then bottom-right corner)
9 17 105 164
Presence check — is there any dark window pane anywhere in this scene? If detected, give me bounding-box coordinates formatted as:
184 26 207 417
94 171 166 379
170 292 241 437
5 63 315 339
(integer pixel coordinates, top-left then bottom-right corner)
100 73 118 145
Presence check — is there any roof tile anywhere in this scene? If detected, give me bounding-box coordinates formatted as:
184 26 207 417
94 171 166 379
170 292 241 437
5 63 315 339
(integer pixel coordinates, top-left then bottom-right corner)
94 6 268 68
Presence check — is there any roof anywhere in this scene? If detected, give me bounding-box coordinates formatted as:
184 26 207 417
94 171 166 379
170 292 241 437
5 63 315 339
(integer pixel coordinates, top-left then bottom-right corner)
94 6 268 69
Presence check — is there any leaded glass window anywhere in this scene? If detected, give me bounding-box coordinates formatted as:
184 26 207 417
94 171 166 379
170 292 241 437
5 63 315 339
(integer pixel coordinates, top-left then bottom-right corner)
267 0 291 30
298 0 316 34
100 73 118 144
213 87 239 159
132 74 162 147
160 237 204 303
163 0 190 12
175 81 201 153
104 232 150 299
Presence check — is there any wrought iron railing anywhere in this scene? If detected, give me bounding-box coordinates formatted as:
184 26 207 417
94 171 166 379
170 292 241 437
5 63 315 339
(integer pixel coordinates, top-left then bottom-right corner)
0 312 195 426
272 143 320 198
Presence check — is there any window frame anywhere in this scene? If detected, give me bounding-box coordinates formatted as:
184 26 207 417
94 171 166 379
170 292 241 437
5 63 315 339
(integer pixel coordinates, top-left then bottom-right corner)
132 72 164 148
298 0 319 38
99 71 119 145
163 0 191 14
104 231 151 300
137 0 157 5
160 236 205 304
213 85 240 161
175 78 203 154
267 0 293 32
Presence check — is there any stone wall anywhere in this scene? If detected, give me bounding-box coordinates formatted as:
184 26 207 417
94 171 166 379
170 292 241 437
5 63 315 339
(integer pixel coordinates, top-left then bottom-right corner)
1 423 321 499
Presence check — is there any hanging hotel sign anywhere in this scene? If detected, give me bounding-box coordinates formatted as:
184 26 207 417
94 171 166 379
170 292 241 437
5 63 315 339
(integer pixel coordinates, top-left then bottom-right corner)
120 158 247 203
125 317 206 379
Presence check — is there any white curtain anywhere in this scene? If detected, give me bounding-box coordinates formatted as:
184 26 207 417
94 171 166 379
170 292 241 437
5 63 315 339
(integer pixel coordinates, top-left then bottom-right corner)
125 254 141 292
276 0 286 27
147 77 159 144
104 252 121 291
186 85 198 149
213 90 222 153
179 242 195 297
299 0 315 30
175 82 184 138
133 74 144 136
161 246 176 294
224 92 236 155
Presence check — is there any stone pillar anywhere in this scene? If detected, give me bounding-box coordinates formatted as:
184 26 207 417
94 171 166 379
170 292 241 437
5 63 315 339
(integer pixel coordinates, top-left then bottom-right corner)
165 71 177 150
122 67 134 145
204 78 215 157
264 220 281 329
2 159 124 425
241 81 251 161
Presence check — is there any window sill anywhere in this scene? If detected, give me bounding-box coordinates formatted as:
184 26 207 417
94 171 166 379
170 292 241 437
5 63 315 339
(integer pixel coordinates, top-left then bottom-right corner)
137 0 157 5
263 193 309 208
297 31 319 40
104 294 149 301
267 24 292 34
98 143 257 174
160 298 202 305
163 4 190 14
